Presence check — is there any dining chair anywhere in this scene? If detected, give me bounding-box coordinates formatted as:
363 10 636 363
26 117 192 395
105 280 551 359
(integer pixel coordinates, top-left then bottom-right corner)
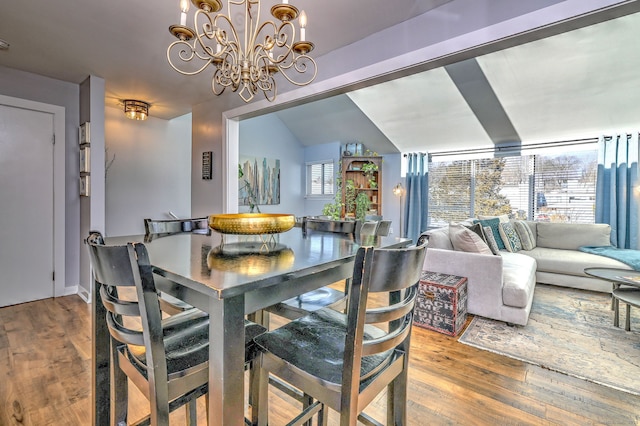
375 220 392 236
144 217 210 238
266 217 358 321
359 220 379 238
262 217 359 423
86 231 266 426
143 216 210 314
254 243 427 426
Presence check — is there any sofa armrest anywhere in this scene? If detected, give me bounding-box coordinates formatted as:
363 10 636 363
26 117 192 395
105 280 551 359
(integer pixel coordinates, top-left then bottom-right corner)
423 248 504 318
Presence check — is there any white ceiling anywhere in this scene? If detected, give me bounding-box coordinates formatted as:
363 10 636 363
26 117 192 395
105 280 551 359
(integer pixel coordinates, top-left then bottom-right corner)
2 2 639 155
0 0 450 119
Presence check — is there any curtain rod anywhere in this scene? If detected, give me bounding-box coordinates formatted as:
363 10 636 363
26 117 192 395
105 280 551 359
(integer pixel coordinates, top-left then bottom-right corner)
428 137 598 158
403 152 427 157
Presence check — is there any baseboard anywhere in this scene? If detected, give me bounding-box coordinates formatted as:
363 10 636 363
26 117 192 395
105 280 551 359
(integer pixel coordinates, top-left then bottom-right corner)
62 285 79 297
77 287 92 303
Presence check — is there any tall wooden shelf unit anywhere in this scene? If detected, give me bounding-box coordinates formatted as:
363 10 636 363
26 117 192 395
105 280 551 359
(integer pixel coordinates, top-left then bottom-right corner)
341 155 383 218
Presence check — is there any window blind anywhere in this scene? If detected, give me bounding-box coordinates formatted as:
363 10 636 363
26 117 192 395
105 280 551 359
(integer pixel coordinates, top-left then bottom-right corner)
427 147 597 225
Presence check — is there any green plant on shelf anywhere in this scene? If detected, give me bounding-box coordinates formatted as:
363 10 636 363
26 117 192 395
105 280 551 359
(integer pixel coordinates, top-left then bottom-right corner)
355 192 371 221
361 162 378 189
322 175 344 220
343 179 357 217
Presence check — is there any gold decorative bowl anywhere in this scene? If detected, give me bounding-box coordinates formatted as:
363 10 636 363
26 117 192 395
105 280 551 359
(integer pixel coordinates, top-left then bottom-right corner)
208 213 296 235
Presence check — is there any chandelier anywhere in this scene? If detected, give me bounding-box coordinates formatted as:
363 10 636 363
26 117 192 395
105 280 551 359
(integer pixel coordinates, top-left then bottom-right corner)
167 0 317 103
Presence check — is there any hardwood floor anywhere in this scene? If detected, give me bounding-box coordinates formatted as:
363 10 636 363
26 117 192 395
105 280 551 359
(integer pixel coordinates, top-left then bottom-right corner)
1 295 639 425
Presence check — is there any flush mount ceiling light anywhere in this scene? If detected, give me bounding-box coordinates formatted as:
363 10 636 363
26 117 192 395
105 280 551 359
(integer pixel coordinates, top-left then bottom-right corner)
166 0 317 103
123 100 150 121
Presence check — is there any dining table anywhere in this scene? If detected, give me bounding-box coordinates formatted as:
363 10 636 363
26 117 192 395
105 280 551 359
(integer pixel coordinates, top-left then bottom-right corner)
91 226 411 425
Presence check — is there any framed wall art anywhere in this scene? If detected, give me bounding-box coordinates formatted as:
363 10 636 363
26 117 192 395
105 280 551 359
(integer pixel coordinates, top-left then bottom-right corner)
79 122 91 145
239 156 281 206
202 151 213 180
80 146 91 173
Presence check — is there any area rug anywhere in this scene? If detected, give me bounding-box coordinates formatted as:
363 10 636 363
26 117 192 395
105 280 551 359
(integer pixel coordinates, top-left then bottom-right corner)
458 284 640 395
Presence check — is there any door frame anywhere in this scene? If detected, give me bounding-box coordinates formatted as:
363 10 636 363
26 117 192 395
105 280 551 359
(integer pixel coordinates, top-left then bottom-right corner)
0 94 66 297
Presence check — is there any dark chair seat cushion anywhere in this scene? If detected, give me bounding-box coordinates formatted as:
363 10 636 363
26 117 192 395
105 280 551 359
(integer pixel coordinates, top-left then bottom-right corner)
125 309 266 376
254 308 393 384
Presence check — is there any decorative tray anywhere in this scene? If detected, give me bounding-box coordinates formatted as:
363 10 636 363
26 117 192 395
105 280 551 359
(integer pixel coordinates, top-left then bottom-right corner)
208 213 295 235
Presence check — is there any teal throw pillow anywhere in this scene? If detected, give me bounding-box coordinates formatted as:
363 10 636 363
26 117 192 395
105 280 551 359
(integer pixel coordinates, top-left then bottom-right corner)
474 218 505 250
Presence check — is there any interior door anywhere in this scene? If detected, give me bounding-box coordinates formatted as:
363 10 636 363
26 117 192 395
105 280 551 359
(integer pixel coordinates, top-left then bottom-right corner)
0 103 54 307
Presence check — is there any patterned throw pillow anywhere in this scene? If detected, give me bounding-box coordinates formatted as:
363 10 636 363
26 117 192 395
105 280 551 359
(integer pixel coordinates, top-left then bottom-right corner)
474 218 505 250
482 226 501 255
499 221 522 252
512 220 536 251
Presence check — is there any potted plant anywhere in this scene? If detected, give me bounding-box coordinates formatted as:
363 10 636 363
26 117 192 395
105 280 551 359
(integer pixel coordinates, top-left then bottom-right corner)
361 162 378 188
354 192 371 221
343 179 357 217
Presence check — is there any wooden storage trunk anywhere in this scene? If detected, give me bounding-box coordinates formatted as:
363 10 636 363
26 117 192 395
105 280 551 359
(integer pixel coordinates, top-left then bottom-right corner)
414 271 468 336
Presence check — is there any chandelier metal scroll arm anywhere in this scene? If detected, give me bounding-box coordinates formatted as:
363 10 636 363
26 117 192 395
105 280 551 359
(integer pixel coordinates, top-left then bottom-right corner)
166 39 215 76
277 53 317 87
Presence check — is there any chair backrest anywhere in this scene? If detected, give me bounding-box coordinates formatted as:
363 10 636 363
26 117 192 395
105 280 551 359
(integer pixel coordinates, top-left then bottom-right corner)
86 232 169 381
144 217 210 236
341 244 426 398
301 217 359 237
364 214 383 222
359 221 379 238
375 220 392 236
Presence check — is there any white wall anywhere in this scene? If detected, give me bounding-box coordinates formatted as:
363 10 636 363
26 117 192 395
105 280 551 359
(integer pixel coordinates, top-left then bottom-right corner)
239 114 305 216
105 106 192 236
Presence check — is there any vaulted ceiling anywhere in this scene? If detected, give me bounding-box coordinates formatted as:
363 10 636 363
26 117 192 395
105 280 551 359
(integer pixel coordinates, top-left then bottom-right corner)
272 10 640 155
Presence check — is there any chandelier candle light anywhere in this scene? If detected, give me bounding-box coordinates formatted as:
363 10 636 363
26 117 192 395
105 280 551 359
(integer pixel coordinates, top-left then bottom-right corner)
167 0 317 103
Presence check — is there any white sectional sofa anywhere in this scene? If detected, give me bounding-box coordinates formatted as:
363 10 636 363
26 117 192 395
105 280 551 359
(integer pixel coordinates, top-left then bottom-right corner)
420 220 633 326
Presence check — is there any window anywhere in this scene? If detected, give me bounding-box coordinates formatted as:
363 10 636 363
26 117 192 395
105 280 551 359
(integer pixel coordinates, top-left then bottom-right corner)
306 161 334 196
427 147 597 226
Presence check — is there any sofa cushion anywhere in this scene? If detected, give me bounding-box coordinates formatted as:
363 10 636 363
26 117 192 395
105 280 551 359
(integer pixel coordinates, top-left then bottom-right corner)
536 223 611 250
474 218 505 250
478 214 509 223
521 247 632 276
464 222 486 241
425 227 454 250
449 223 492 255
500 252 537 308
499 222 522 253
482 226 500 255
513 220 536 250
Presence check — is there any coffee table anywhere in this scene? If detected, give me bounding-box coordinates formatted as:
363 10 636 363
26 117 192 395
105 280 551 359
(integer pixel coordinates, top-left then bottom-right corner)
584 267 640 330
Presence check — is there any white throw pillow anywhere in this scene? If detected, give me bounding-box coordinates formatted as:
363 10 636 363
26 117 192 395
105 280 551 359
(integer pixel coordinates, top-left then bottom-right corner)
512 220 536 250
448 223 493 254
